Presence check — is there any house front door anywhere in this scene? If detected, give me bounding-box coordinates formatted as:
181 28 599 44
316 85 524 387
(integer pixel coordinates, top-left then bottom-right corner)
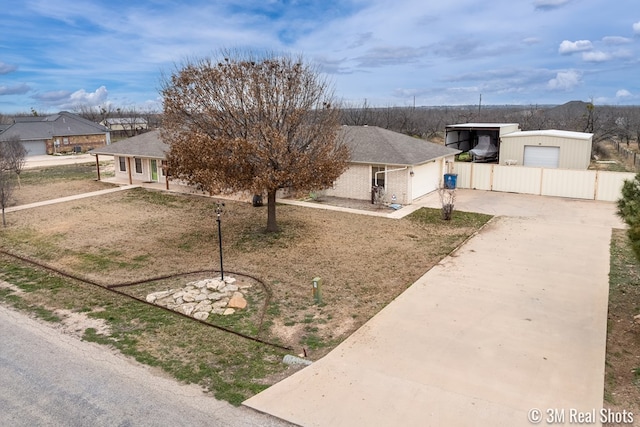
151 159 158 181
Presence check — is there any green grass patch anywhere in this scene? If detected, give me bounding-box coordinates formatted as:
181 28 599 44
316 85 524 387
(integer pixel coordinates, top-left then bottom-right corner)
407 207 492 229
19 163 103 184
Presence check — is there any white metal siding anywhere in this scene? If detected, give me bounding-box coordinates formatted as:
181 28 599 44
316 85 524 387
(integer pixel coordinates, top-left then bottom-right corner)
492 166 542 195
453 162 633 202
524 146 560 168
541 169 596 199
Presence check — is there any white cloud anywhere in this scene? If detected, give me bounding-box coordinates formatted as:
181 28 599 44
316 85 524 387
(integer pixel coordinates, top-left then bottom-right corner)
616 89 632 98
0 62 18 74
547 70 582 91
0 83 30 96
523 37 541 45
582 50 611 62
633 21 640 34
67 86 109 107
558 40 592 54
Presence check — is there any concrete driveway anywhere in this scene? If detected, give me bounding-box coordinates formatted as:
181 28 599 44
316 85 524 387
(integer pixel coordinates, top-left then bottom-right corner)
244 190 625 426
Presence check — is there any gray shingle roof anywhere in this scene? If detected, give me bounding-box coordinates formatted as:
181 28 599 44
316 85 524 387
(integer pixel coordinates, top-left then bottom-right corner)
89 130 168 158
0 111 109 141
341 125 460 165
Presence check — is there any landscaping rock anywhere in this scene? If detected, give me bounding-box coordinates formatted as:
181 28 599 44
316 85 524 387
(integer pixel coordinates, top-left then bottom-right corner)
145 276 249 321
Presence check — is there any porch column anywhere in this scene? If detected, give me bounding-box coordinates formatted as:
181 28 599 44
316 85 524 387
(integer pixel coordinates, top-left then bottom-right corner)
127 157 133 185
94 155 101 181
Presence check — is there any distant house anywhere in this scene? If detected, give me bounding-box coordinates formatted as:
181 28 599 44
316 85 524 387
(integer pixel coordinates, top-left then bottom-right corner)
100 117 148 137
90 130 169 187
0 111 110 156
323 126 460 204
91 126 460 204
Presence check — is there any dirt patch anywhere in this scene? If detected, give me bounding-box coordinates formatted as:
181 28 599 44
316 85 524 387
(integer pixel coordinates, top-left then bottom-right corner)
53 308 111 338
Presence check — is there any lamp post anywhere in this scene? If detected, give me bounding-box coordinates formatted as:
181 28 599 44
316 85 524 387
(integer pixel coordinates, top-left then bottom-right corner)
215 202 225 280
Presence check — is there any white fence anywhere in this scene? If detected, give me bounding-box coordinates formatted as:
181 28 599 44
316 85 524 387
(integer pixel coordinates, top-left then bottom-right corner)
452 162 635 202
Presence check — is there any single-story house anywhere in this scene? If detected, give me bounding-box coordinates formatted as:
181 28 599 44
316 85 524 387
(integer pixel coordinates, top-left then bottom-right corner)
91 126 460 204
498 129 593 169
90 130 169 187
322 126 460 204
0 111 111 156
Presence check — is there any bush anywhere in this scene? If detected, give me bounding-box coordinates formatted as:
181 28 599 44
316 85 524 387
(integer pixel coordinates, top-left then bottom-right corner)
617 173 640 260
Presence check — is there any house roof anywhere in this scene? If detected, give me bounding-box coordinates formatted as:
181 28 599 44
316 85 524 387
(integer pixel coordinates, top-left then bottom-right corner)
101 117 148 125
341 125 459 166
500 129 593 141
0 111 109 141
89 130 168 158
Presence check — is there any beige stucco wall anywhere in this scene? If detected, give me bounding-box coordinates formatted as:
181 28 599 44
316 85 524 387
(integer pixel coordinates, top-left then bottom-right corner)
499 134 591 169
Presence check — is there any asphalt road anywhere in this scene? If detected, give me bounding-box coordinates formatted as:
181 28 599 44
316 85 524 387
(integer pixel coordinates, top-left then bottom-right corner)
0 305 291 427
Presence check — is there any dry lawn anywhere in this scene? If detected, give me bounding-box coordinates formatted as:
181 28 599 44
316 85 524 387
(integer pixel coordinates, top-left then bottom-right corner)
1 176 488 357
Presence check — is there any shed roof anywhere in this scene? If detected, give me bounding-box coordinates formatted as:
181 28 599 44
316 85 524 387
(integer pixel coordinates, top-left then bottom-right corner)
446 123 520 130
341 125 459 166
90 130 168 158
500 129 593 140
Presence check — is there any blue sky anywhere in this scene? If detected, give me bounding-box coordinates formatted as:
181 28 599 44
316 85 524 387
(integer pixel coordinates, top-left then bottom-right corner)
1 0 639 114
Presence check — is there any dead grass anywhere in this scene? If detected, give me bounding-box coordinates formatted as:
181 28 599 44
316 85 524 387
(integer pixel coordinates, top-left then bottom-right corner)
603 229 640 423
0 166 492 403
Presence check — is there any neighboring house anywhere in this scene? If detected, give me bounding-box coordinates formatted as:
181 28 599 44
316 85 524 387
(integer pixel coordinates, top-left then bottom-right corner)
90 130 169 187
499 129 593 169
91 126 460 204
0 111 111 156
100 117 149 137
323 126 460 204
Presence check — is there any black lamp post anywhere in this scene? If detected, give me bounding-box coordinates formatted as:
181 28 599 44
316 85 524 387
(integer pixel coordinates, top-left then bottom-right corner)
215 202 225 280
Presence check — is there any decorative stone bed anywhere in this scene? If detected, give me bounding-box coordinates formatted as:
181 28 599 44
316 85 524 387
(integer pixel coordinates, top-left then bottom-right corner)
145 276 250 321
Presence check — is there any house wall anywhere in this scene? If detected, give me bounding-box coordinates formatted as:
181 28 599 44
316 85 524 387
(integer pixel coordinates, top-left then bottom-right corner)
499 134 591 169
453 162 633 201
324 163 371 200
47 134 108 155
410 157 452 200
114 155 167 184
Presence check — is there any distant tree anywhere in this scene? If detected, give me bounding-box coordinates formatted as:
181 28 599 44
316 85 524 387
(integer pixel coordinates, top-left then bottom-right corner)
161 50 349 232
0 137 27 227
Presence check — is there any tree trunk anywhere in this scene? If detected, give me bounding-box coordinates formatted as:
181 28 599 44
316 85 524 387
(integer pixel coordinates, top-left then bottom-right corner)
2 207 6 228
266 190 279 233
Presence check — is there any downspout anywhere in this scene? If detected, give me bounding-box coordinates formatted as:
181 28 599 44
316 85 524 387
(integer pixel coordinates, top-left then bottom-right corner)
374 166 408 186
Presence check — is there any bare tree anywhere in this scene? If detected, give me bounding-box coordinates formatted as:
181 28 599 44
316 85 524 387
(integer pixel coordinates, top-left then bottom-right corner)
162 50 349 232
0 138 27 227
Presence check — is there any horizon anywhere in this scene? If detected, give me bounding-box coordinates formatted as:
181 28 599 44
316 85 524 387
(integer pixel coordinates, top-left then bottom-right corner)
2 0 639 114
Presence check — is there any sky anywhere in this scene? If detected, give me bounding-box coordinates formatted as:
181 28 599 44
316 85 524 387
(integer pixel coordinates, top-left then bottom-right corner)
1 0 639 114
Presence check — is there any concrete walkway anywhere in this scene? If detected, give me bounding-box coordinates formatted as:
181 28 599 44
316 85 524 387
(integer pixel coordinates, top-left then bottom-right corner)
244 190 624 426
5 185 138 213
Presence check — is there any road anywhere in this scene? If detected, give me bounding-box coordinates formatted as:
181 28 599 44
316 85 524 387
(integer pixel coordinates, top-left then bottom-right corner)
0 305 291 427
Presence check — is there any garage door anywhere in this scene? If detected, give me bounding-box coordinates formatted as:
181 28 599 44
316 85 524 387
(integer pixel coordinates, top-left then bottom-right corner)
524 146 559 168
22 141 47 156
412 160 441 200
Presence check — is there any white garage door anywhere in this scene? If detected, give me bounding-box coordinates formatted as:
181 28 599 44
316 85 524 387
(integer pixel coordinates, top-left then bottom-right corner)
22 141 47 156
524 146 559 168
412 160 441 200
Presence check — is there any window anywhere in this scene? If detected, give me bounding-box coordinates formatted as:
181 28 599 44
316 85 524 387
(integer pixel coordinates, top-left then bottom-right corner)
371 166 386 188
119 157 126 172
134 158 142 174
63 137 69 145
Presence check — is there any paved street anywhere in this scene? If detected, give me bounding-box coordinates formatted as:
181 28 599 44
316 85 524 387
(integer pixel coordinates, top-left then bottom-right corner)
0 305 292 427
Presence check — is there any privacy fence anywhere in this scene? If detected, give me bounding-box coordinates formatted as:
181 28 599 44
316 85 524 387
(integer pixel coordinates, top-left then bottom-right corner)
452 162 636 202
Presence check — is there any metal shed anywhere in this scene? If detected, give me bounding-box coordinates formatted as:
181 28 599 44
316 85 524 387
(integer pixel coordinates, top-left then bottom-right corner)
499 129 593 169
445 123 520 162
